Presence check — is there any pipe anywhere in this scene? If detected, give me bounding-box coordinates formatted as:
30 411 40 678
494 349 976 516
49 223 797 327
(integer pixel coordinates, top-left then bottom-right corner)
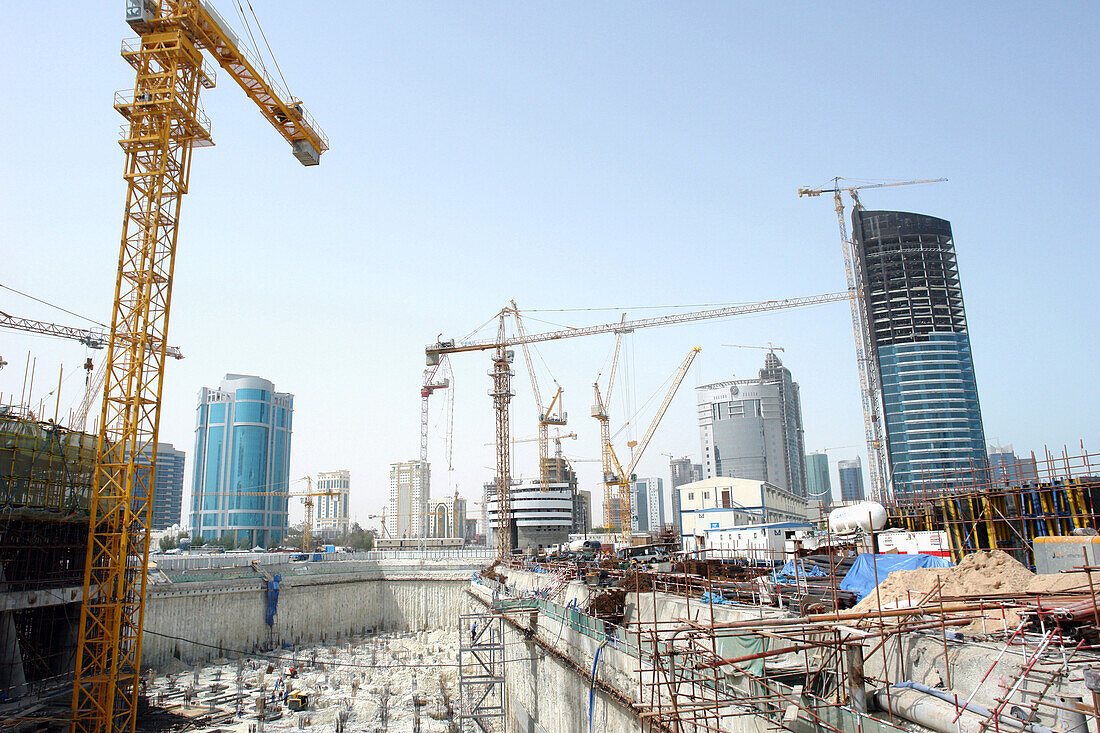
877 683 1055 733
1057 695 1087 733
588 638 607 733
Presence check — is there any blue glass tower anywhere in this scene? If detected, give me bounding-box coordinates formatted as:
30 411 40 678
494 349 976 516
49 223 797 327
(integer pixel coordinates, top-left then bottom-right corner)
190 374 293 547
853 211 987 499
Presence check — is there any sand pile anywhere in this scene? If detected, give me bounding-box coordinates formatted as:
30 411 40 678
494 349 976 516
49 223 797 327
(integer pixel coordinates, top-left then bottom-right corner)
1025 570 1094 594
852 551 1034 614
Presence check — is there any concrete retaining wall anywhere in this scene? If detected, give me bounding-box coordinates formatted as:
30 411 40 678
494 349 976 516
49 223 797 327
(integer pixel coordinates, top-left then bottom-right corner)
142 567 474 669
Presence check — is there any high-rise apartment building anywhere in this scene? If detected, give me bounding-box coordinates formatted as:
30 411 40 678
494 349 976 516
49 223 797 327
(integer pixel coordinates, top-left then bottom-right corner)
315 470 350 539
631 477 665 533
697 352 808 497
853 210 988 498
837 458 865 503
190 374 293 547
669 457 703 534
428 491 467 539
805 452 831 501
127 442 185 530
989 445 1039 486
388 461 429 538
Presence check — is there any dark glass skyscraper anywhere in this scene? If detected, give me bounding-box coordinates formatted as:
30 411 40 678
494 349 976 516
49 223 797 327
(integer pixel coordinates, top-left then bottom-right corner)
853 210 987 498
838 458 865 502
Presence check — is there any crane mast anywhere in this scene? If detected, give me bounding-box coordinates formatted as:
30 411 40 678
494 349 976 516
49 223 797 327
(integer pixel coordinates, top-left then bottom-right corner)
798 177 945 501
488 311 516 555
73 4 327 733
592 321 627 542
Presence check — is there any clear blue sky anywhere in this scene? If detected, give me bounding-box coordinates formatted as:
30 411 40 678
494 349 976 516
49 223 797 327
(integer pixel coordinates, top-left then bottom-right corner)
1 3 1096 528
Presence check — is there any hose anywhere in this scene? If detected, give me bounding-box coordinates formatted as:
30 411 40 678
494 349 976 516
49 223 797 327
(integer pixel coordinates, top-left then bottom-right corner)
588 638 608 733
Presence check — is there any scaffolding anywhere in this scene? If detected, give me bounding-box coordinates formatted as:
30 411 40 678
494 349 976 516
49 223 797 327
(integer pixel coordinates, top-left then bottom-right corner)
458 612 506 732
489 537 1100 733
884 446 1100 566
0 412 98 701
0 411 96 514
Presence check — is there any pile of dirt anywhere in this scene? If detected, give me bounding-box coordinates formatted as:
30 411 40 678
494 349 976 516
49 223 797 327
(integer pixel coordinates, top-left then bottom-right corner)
852 550 1034 614
1026 571 1094 594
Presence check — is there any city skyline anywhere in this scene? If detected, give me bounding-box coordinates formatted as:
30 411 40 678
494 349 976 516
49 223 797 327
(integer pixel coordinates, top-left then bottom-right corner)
2 4 1096 528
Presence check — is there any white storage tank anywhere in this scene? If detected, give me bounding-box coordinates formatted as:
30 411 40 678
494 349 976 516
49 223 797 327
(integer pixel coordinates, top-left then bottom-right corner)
828 502 887 534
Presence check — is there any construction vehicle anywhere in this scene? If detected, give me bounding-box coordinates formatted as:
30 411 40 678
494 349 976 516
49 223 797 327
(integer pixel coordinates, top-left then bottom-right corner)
427 291 851 556
798 178 945 500
73 5 327 733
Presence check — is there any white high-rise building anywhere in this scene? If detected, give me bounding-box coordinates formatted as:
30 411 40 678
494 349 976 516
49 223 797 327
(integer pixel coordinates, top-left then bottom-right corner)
315 470 350 539
631 477 665 533
697 352 808 497
388 461 429 538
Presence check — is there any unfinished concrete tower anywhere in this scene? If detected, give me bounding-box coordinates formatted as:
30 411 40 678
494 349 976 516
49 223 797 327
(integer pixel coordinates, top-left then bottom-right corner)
852 210 988 498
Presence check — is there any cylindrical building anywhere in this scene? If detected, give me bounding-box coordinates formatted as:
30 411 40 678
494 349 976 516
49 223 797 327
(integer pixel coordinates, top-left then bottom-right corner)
190 374 294 547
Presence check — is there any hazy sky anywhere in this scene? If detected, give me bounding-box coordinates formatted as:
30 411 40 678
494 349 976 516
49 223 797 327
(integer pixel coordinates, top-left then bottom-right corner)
2 3 1097 529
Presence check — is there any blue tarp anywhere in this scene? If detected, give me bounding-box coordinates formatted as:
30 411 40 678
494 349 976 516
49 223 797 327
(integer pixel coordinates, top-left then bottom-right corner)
773 560 827 583
265 574 282 626
700 591 731 605
840 554 953 601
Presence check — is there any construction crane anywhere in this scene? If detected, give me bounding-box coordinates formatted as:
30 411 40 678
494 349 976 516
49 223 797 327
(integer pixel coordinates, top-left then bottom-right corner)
0 311 183 359
420 355 452 464
798 178 945 501
73 5 327 733
592 317 627 541
210 480 341 551
721 343 784 353
511 302 567 490
366 511 390 539
426 291 852 556
0 311 184 431
600 347 700 544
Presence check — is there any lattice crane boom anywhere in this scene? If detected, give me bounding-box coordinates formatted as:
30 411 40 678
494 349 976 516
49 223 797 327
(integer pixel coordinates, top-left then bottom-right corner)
427 292 851 556
73 4 327 733
0 311 183 359
510 302 568 491
427 292 849 357
601 347 699 544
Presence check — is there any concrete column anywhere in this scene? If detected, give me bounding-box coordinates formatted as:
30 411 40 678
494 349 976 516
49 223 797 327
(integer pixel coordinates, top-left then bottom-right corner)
846 642 866 713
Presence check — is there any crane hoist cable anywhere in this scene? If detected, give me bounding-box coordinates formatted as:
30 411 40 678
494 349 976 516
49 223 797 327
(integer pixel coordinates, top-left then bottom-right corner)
0 283 107 327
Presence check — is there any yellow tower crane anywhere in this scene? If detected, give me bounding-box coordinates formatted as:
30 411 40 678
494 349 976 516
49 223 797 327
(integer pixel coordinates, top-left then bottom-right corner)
599 346 700 546
798 177 945 500
510 302 567 490
426 291 852 557
73 4 327 733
